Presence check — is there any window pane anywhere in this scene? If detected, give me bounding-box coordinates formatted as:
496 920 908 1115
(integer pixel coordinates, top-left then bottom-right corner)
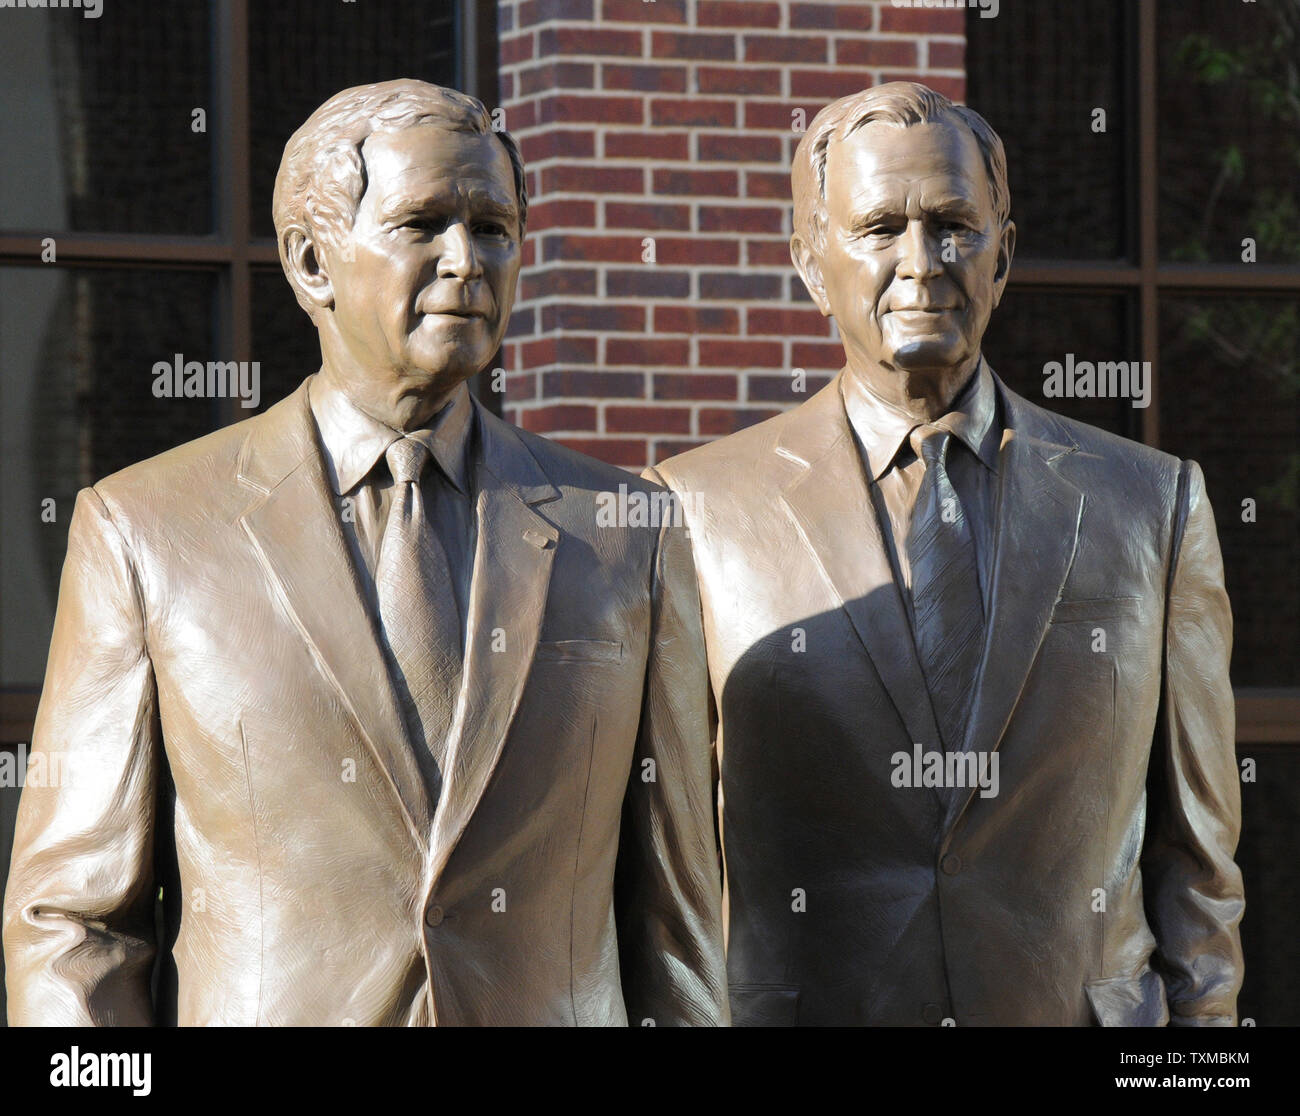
0 266 219 687
1236 742 1300 1027
249 0 459 239
251 267 321 412
981 290 1139 439
0 0 214 235
1158 0 1300 265
966 1 1128 260
1158 296 1300 687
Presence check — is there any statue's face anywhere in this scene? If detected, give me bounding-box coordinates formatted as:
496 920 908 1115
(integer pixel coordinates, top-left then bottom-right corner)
818 119 1010 381
326 124 521 392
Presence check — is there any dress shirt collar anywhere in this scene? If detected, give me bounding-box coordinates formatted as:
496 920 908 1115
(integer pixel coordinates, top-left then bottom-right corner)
308 373 475 496
841 356 999 481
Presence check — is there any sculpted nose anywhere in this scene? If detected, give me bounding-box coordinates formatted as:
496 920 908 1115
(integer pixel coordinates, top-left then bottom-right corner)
437 221 481 280
896 219 943 281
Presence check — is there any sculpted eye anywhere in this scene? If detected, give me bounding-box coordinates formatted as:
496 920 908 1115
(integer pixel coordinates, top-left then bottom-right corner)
474 221 509 238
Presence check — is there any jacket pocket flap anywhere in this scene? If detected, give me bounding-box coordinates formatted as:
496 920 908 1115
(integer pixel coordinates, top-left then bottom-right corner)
535 639 623 663
1052 596 1142 624
730 983 799 1027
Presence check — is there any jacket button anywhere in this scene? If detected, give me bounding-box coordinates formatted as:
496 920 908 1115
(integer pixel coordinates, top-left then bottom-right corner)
940 853 962 876
424 905 445 928
922 1002 944 1025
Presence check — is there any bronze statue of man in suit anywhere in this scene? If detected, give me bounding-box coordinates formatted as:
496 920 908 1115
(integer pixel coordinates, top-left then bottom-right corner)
4 79 728 1026
650 82 1244 1026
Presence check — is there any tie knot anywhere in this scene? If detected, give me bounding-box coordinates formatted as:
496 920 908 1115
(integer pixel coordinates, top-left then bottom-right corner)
385 437 431 485
909 424 951 470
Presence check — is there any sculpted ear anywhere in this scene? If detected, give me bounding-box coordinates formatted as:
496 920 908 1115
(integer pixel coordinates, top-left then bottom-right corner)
991 219 1016 309
281 224 335 313
790 234 831 317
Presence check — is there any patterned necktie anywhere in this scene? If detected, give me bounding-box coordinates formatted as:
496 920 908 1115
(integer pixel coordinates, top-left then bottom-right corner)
375 436 462 798
905 425 985 752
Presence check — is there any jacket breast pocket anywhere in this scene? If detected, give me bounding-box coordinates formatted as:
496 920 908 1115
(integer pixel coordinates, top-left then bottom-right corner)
1085 967 1169 1027
730 983 800 1027
535 639 623 664
1050 596 1142 624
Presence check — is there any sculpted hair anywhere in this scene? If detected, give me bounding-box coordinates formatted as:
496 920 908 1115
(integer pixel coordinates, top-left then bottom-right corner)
273 79 528 308
792 81 1010 256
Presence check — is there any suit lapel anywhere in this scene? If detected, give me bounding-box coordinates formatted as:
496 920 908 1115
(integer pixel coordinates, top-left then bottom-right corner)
776 376 943 752
237 377 432 851
428 401 560 883
944 377 1085 828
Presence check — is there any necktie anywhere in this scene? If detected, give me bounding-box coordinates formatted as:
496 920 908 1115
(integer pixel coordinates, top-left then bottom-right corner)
375 436 462 799
905 425 985 752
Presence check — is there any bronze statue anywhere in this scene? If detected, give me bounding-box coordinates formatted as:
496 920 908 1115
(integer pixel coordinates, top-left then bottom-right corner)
3 80 728 1026
649 82 1244 1026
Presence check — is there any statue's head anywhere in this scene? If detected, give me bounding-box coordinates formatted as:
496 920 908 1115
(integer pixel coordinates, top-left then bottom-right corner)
791 82 1014 392
273 79 527 405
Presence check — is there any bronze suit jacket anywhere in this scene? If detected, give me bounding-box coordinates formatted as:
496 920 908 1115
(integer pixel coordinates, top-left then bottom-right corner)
4 375 728 1027
649 367 1243 1027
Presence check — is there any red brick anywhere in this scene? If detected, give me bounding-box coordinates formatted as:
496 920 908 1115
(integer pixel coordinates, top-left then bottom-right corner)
652 168 738 196
544 371 646 398
835 39 918 67
699 204 784 234
698 1 780 28
538 26 642 57
605 202 692 231
653 373 739 401
525 199 597 229
748 307 828 335
698 272 783 300
651 31 737 61
521 335 599 368
792 341 844 369
602 63 689 93
697 65 782 96
747 238 795 266
600 0 687 22
790 2 873 30
500 33 535 66
791 69 882 100
929 40 966 69
518 61 595 96
504 371 538 402
653 306 739 334
744 99 825 130
698 132 783 163
506 306 536 338
604 130 690 160
538 93 643 125
879 6 966 34
519 404 598 433
541 164 643 195
542 233 646 263
606 405 692 434
606 268 691 298
507 100 538 131
520 267 598 301
651 439 708 462
699 407 781 435
744 34 828 63
607 337 690 366
698 340 784 368
518 0 595 26
881 73 965 101
650 97 737 128
522 238 537 268
519 129 596 163
541 304 646 332
746 169 793 199
652 237 740 266
749 373 833 401
500 72 516 101
555 437 648 467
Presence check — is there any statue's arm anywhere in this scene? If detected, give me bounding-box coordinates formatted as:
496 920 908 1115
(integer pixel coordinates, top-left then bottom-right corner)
613 498 729 1026
3 487 161 1026
1141 459 1245 1026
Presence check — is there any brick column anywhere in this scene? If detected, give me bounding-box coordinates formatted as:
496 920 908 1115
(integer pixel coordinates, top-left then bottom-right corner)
496 0 966 469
